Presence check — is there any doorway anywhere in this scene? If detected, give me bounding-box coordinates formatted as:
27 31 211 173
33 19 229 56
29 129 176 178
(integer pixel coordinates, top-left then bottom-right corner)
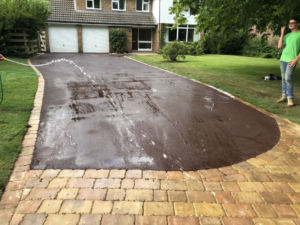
132 28 152 51
132 28 138 51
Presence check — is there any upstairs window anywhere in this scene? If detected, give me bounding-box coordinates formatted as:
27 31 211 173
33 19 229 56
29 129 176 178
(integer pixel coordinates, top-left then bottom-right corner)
136 0 149 12
87 0 101 9
112 0 126 10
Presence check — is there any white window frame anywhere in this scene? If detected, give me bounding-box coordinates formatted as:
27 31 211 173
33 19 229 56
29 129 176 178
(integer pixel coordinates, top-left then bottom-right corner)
165 25 199 43
86 0 101 9
112 0 126 11
135 28 152 51
136 0 150 12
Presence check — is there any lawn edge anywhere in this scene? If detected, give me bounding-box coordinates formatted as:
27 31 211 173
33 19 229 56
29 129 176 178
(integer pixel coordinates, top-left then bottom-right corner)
0 58 45 219
124 56 297 126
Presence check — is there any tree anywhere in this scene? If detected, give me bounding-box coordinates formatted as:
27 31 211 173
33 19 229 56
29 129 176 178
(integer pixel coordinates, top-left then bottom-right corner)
170 0 300 43
0 0 51 35
0 0 51 55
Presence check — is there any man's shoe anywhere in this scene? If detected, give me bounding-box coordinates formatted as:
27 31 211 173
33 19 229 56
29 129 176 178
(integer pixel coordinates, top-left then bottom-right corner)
287 99 294 107
276 97 287 103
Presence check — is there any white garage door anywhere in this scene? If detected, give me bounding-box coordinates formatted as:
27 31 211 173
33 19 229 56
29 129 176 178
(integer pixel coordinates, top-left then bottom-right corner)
48 25 78 53
82 26 109 53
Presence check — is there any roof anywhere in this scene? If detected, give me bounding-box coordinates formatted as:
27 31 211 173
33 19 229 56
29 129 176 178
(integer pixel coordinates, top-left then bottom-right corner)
48 0 157 26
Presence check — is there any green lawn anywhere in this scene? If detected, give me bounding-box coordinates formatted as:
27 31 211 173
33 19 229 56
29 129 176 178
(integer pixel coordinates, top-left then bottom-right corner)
0 58 38 197
129 54 300 125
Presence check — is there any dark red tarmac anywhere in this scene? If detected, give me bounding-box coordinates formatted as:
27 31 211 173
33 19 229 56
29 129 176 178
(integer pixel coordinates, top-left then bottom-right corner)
31 54 280 171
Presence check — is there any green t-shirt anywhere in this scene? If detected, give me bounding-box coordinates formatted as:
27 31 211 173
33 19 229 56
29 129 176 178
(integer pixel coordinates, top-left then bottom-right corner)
280 31 300 62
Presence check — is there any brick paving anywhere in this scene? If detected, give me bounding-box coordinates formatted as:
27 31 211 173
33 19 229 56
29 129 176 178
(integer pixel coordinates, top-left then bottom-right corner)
1 59 300 225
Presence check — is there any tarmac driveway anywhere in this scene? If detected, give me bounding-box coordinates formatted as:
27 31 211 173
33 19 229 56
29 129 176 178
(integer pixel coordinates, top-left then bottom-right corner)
31 54 280 170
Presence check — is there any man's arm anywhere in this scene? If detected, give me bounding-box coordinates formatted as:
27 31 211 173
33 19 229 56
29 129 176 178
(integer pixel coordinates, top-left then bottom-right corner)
278 26 286 48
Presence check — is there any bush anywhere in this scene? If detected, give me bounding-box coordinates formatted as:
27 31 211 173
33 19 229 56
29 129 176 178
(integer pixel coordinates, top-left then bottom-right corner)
161 41 189 61
221 32 247 55
0 0 51 56
188 41 204 55
203 30 282 59
262 53 272 58
109 28 127 53
240 37 283 59
204 30 247 55
159 24 167 50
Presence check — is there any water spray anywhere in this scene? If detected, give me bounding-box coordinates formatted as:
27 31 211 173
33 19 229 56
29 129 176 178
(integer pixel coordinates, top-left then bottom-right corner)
0 57 98 104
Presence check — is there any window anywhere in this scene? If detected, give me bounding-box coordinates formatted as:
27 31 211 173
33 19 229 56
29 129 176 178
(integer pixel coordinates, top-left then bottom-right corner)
178 29 186 41
136 0 149 12
112 0 125 10
168 28 176 42
188 29 194 42
86 0 101 9
166 25 200 43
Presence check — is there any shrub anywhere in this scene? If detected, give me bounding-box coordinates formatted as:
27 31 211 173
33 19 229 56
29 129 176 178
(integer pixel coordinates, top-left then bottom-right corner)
240 37 282 59
0 0 51 56
161 41 189 61
204 31 221 54
221 32 247 55
109 28 127 53
262 53 272 58
188 41 204 55
159 24 167 49
204 30 247 55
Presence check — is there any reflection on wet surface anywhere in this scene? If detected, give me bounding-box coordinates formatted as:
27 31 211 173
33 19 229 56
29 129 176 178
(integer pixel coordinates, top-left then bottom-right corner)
31 54 280 170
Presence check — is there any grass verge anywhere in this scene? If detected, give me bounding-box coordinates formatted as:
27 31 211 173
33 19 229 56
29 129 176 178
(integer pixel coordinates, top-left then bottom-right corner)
0 57 38 197
129 54 300 125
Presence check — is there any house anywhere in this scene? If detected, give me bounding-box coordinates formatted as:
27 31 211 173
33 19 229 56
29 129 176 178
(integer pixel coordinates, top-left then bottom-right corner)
46 0 201 53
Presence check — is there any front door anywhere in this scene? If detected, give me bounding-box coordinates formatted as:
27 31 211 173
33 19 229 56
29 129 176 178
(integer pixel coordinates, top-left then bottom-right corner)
132 28 138 51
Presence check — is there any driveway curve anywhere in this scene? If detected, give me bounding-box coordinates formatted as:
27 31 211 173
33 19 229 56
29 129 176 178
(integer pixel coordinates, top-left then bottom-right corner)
30 54 280 171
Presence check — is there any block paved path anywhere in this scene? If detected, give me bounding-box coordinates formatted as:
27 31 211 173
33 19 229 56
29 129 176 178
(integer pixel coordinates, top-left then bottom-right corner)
1 58 300 225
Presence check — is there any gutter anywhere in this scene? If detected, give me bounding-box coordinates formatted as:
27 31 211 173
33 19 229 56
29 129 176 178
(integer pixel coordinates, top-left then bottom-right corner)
48 21 156 28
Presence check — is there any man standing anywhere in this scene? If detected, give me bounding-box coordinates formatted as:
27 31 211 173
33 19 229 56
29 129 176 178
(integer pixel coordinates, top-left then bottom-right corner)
277 17 300 107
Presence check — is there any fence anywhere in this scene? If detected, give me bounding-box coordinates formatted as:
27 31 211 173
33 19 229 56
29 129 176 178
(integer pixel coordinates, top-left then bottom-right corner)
8 29 38 55
39 31 47 52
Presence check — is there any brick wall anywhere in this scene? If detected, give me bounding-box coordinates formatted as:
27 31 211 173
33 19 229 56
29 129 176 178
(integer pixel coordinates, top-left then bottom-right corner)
77 25 83 52
152 26 159 52
76 0 85 9
109 27 132 53
46 26 50 53
75 0 152 13
250 26 279 47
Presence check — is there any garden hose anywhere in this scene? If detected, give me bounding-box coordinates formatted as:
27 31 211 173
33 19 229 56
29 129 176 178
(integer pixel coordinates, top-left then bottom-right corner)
0 56 91 104
0 71 40 104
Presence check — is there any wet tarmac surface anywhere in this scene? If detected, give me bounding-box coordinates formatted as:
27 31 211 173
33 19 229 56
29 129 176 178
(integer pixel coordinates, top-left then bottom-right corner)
31 54 280 171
